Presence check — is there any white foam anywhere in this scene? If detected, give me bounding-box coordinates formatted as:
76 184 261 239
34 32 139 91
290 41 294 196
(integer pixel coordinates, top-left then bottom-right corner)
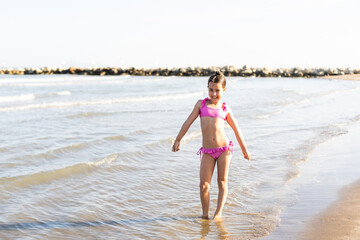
0 91 203 112
88 154 118 167
252 110 281 119
0 94 35 103
0 75 151 87
253 114 270 119
181 130 202 143
56 91 71 96
33 91 72 99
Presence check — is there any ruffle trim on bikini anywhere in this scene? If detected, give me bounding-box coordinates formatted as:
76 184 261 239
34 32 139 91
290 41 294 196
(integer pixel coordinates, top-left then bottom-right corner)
197 141 234 156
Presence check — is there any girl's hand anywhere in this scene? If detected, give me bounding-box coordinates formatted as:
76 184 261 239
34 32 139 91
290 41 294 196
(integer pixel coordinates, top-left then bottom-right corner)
243 150 251 161
172 140 180 152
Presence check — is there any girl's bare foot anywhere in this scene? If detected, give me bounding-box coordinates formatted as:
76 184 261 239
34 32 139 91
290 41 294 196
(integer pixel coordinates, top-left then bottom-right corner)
213 212 222 220
201 215 210 220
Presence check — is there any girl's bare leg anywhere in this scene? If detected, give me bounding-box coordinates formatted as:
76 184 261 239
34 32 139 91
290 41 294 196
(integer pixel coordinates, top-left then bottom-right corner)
213 150 232 219
199 153 216 219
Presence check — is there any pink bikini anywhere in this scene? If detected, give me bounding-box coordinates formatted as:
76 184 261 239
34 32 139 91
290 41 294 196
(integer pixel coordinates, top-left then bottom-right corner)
197 97 233 160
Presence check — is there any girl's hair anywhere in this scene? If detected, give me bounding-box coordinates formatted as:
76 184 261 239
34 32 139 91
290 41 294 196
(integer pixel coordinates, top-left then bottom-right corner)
208 70 226 89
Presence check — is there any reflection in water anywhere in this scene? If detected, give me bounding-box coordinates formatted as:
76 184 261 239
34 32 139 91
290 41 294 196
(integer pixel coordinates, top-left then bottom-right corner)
0 216 196 231
215 218 230 239
1 215 233 239
200 219 211 239
200 218 230 240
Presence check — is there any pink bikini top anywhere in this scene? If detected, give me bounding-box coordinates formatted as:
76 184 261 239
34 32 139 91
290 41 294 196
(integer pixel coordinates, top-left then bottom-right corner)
199 97 228 120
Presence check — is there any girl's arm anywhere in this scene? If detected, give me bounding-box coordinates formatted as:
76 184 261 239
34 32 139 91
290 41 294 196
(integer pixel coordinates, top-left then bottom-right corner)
226 106 251 160
172 100 202 152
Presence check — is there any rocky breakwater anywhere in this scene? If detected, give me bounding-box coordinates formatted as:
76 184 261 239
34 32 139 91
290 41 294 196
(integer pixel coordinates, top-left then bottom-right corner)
1 66 359 77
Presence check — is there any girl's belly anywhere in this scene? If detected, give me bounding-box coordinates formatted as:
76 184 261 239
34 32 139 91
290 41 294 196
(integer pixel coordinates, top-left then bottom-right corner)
200 117 229 148
201 130 229 148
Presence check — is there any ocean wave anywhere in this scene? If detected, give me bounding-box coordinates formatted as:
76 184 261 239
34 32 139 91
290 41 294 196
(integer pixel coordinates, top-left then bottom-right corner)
333 114 360 128
285 124 348 183
168 130 201 147
2 80 121 87
128 129 149 136
67 112 113 119
66 109 177 119
109 135 187 163
55 91 71 96
15 141 94 162
0 94 35 103
280 88 305 95
36 91 72 99
15 133 131 163
0 91 203 112
0 91 71 104
0 147 10 153
144 138 174 151
270 97 309 107
251 110 281 119
0 75 166 87
271 87 357 108
181 130 202 143
351 114 360 123
0 76 87 84
252 114 270 119
104 135 129 141
0 154 122 193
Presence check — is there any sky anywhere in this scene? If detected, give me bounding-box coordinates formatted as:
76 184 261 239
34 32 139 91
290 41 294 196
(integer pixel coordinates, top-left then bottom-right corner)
1 0 359 69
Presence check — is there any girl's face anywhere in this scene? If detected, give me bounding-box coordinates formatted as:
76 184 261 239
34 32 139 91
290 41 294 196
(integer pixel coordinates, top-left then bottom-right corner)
208 82 226 105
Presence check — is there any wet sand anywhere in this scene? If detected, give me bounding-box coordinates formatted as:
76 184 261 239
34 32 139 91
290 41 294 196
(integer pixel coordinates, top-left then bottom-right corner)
297 180 360 240
322 73 360 81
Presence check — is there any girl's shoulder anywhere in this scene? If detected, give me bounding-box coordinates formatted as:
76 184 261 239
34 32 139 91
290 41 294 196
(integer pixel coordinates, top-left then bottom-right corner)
194 99 203 108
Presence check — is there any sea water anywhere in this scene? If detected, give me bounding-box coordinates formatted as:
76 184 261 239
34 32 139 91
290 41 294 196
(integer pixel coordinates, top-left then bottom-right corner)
0 75 360 239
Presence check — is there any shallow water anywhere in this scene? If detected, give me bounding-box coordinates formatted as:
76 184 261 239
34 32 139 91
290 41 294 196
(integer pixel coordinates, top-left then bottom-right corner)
266 124 360 239
1 75 360 239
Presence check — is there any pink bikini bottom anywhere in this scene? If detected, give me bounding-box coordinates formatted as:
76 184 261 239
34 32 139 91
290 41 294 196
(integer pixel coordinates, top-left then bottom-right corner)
197 141 233 160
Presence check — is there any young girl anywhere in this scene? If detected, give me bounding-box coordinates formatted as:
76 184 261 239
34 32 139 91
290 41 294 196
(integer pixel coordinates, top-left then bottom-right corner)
172 71 250 220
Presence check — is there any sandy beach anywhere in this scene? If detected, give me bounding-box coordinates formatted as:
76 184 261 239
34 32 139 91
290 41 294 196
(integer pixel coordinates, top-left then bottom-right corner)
298 180 360 240
322 73 360 81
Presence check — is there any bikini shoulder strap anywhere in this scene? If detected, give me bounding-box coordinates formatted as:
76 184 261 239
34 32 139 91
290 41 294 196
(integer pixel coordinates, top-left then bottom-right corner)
202 97 209 107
